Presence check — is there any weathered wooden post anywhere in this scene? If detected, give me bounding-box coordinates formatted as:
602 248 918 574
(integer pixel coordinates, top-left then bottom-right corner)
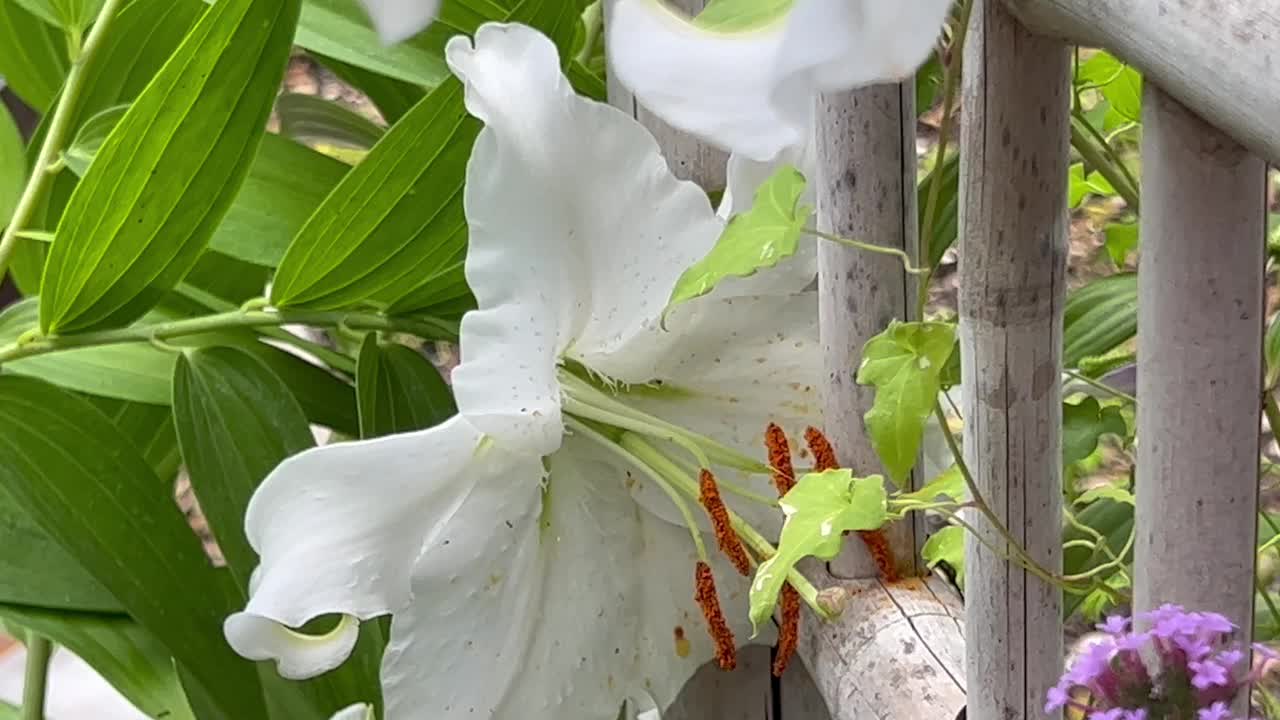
797 32 967 720
1007 0 1280 166
959 1 1069 717
816 81 921 579
1131 85 1265 710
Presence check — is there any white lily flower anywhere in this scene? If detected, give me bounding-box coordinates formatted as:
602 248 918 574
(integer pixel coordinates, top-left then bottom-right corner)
357 0 441 45
607 0 952 163
226 22 826 720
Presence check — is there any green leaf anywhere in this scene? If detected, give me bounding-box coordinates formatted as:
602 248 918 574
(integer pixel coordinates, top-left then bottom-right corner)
856 320 956 484
0 604 195 720
919 151 960 267
0 297 174 403
173 346 384 716
694 0 791 30
14 0 103 31
356 334 456 438
62 103 128 177
276 92 386 149
921 525 965 588
1076 484 1135 507
0 375 270 719
58 100 348 268
0 1 68 112
270 79 479 310
39 0 302 334
0 700 15 720
1063 396 1127 465
0 104 23 225
12 0 206 295
273 0 579 312
666 165 810 312
749 470 887 632
895 464 966 506
1103 221 1138 268
1063 273 1137 368
83 395 181 480
1062 497 1133 617
0 499 121 611
1266 311 1280 389
173 347 315 588
1079 51 1141 126
210 134 350 267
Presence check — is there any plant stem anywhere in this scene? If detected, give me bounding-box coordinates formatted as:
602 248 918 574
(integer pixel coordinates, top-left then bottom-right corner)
932 401 1072 589
917 0 974 317
807 229 927 275
0 308 456 365
1064 368 1137 404
20 635 52 720
0 0 127 280
1069 113 1141 212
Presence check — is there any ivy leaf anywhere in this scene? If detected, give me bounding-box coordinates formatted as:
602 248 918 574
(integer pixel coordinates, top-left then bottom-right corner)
39 0 302 333
856 320 956 484
922 525 965 589
1063 396 1127 465
1103 221 1138 268
748 470 887 633
1079 51 1142 127
666 165 810 314
896 465 966 506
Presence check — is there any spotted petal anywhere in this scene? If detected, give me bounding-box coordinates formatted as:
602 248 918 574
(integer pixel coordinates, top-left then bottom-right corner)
224 416 542 678
378 435 757 719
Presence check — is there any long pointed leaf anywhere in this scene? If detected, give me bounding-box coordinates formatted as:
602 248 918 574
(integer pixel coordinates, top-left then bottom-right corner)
0 375 270 719
39 0 301 333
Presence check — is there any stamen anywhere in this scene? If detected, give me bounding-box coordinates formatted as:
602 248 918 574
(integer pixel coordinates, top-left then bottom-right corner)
695 561 737 671
772 585 801 677
803 426 900 582
699 469 752 576
764 423 796 495
803 426 839 472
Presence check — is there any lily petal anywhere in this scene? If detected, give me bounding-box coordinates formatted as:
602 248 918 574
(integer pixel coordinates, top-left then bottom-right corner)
226 415 534 677
379 435 754 719
608 0 799 162
773 0 954 93
608 0 951 162
357 0 441 45
330 704 375 720
620 292 820 531
446 24 724 391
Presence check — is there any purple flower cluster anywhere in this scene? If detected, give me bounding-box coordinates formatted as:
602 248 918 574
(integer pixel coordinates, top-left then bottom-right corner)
1045 604 1275 719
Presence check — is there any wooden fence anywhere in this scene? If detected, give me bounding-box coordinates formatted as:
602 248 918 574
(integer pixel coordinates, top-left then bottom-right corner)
605 0 1280 717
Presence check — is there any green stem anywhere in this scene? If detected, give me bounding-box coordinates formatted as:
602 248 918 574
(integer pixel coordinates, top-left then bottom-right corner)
807 229 928 275
625 435 835 621
0 308 455 365
1064 368 1137 404
1069 113 1141 212
576 419 709 563
20 635 52 720
917 0 974 317
932 401 1071 588
0 0 127 279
